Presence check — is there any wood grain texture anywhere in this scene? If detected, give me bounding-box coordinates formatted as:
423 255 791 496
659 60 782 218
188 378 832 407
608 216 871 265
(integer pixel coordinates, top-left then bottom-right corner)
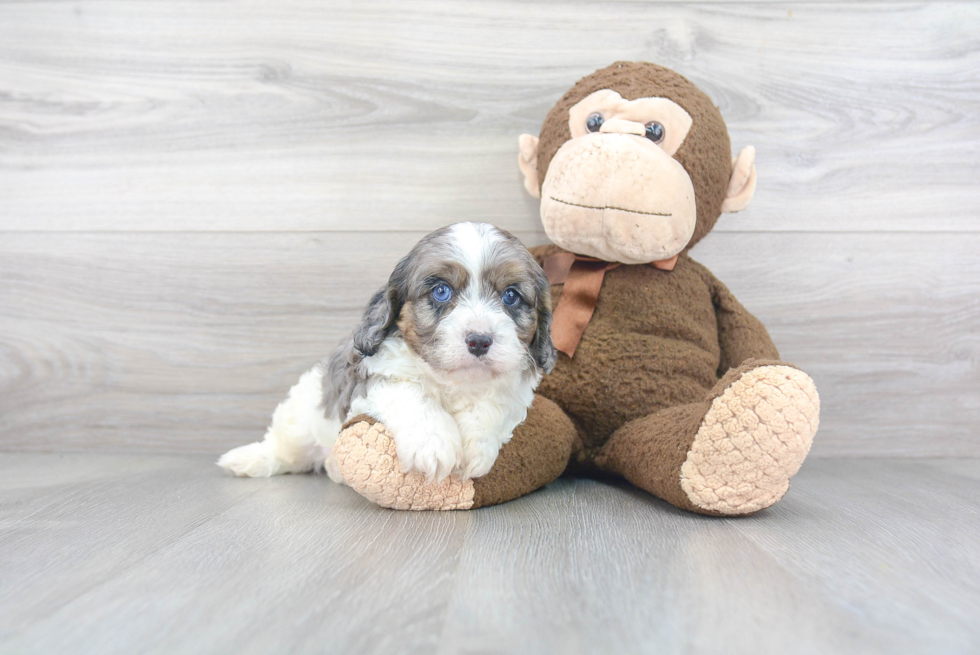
1 454 978 653
0 1 977 233
1 230 978 456
0 1 978 458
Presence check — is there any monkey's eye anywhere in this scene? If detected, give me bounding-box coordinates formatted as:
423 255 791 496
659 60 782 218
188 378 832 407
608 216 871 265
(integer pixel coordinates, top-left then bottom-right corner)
502 288 522 307
586 112 605 133
432 283 453 303
645 121 666 143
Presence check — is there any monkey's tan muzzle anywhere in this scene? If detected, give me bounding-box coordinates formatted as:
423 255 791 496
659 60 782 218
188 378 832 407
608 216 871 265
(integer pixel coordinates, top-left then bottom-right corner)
539 134 697 265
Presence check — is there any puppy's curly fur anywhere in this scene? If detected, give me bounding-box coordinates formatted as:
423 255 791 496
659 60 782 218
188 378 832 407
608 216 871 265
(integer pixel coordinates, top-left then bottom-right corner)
219 222 555 482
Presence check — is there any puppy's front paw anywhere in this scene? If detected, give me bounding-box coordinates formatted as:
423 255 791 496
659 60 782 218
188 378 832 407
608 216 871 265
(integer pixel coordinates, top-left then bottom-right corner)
458 437 500 480
334 420 475 511
394 424 462 482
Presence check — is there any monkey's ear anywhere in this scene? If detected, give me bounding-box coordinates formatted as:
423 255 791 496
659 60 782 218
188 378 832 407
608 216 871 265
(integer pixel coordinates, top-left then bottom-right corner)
721 146 757 213
518 134 541 199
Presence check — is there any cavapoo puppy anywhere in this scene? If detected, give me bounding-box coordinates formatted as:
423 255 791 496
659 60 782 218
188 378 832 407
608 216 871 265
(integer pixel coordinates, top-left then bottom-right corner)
219 222 556 483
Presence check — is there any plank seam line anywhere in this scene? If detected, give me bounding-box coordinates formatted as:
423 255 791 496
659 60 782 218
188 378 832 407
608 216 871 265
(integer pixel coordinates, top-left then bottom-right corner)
1 230 978 236
8 475 275 624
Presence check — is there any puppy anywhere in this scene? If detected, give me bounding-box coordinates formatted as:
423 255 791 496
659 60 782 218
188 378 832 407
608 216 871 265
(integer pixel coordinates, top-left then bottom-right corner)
218 222 556 482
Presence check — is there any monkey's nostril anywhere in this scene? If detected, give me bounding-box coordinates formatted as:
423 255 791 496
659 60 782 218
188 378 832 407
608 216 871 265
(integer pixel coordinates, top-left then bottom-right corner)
466 333 493 357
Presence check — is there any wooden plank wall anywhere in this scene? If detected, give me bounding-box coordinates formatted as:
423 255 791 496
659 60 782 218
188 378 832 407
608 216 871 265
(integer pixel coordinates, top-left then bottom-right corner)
1 1 978 456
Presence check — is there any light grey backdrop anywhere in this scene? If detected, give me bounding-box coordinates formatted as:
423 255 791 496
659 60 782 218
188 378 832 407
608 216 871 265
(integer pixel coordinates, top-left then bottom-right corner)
1 1 977 456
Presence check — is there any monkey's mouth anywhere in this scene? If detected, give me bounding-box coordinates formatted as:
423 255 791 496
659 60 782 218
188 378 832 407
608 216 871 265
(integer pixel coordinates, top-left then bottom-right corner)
549 196 672 218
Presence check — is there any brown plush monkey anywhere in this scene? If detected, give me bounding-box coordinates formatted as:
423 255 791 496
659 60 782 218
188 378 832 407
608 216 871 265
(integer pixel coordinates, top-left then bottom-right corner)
334 62 819 515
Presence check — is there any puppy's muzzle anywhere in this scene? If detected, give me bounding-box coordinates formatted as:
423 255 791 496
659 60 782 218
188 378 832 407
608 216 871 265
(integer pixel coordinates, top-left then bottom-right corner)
466 333 493 357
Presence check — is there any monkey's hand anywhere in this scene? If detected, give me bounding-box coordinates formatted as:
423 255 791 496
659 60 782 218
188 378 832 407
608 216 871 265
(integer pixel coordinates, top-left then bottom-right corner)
334 418 476 511
351 380 463 481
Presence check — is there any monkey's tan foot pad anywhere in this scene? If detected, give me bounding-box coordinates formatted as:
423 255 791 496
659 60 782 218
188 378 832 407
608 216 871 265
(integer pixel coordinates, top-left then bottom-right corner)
334 421 475 511
681 366 820 515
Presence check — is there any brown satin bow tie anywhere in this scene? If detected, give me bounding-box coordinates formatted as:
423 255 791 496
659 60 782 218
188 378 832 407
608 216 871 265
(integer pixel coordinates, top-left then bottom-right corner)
544 252 678 358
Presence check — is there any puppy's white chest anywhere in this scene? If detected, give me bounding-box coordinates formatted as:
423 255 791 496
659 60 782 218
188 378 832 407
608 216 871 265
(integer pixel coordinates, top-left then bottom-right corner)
439 386 485 415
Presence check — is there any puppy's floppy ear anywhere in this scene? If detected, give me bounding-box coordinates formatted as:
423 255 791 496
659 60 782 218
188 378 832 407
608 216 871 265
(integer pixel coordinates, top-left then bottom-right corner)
352 275 404 357
529 266 557 374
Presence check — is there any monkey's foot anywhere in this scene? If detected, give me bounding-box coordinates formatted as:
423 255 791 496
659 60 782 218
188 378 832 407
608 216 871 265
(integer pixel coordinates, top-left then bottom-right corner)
334 419 475 511
680 365 820 515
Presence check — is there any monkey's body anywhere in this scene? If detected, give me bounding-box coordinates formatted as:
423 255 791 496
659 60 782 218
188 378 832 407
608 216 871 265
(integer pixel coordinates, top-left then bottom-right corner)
517 244 816 515
533 244 769 445
333 61 820 515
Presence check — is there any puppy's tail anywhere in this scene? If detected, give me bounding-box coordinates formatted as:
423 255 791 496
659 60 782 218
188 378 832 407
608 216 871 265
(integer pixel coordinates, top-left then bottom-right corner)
218 366 343 480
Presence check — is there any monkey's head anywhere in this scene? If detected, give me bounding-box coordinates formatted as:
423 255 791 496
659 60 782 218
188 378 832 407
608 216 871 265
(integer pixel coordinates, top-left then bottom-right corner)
518 62 757 265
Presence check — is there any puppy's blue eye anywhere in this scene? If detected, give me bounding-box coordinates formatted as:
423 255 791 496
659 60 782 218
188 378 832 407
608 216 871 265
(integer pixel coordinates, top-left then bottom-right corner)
432 283 452 303
586 112 604 133
502 288 521 306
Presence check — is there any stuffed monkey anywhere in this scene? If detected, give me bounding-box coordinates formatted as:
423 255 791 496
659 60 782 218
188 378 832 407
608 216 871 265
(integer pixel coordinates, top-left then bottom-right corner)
334 62 819 516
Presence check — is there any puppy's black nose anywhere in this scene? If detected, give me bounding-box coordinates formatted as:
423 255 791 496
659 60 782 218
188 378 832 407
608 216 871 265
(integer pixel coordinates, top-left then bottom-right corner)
466 333 493 357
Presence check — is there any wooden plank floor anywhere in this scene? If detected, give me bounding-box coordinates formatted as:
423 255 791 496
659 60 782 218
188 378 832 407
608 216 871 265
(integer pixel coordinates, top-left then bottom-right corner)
1 454 977 654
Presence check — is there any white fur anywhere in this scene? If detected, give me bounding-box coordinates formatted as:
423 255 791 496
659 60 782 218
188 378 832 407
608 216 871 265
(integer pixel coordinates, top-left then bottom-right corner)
218 222 544 483
350 337 538 480
429 224 526 379
218 366 345 482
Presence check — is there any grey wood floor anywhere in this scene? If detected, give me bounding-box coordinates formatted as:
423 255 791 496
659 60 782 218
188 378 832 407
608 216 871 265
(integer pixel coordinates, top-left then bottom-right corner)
1 454 977 654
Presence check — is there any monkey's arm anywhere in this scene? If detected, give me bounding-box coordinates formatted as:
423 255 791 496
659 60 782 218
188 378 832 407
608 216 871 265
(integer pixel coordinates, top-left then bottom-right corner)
710 273 781 376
